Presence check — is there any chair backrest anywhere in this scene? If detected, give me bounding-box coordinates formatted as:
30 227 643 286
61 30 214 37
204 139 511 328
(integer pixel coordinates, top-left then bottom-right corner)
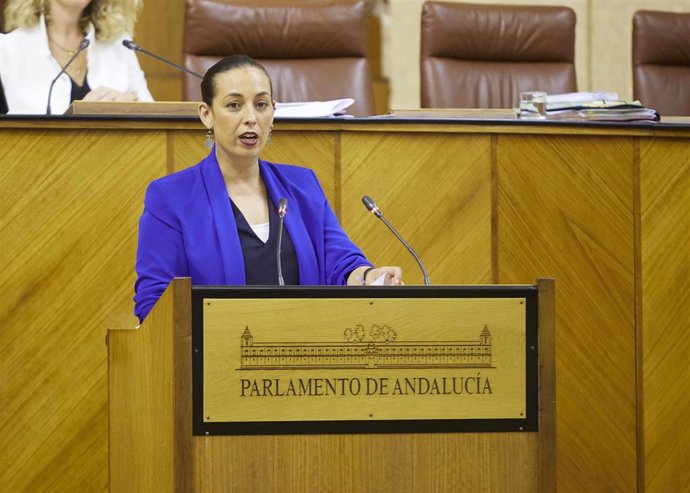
633 10 690 116
420 1 577 109
1 0 7 33
183 0 375 116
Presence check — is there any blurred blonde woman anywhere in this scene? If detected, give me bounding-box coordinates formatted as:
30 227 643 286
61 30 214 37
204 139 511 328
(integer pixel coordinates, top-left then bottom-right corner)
0 0 152 114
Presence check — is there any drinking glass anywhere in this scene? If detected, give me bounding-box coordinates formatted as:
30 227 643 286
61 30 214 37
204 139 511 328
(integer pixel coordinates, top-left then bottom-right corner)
519 91 547 119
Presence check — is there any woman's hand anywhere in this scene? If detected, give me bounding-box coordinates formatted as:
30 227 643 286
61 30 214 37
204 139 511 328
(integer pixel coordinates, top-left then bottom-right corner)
83 87 139 102
347 265 404 286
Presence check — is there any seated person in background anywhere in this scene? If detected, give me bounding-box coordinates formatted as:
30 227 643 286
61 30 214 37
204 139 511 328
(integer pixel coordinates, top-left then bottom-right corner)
0 0 152 114
134 55 403 322
0 77 7 114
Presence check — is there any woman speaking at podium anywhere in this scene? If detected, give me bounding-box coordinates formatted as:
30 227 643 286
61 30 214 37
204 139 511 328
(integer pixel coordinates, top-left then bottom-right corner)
133 55 402 322
0 0 152 114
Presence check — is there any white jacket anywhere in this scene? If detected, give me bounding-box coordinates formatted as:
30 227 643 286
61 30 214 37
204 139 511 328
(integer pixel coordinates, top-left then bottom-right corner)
0 16 153 115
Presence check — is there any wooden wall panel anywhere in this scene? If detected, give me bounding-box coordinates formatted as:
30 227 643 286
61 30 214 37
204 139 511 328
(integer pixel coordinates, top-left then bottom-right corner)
191 433 540 492
496 134 638 491
263 131 338 208
135 0 186 101
640 138 690 493
0 129 168 491
169 130 209 174
340 132 493 285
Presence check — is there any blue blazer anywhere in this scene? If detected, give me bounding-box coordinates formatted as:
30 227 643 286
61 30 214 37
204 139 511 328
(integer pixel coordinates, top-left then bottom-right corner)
134 150 371 322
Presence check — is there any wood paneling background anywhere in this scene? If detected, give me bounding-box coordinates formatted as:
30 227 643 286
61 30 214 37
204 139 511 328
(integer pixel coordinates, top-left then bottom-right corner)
340 132 493 285
1 118 689 492
497 134 637 490
0 128 168 491
134 0 187 102
639 138 690 492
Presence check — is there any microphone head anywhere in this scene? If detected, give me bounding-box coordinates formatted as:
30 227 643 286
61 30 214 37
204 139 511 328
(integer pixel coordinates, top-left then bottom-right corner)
362 195 382 217
122 39 138 51
277 198 288 218
79 39 90 50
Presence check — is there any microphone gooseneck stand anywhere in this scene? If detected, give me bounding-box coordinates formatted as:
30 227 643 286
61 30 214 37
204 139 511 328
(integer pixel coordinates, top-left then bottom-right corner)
362 195 430 286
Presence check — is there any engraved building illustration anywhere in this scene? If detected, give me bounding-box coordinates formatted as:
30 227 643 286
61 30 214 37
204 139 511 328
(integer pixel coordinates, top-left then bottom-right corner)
240 325 493 369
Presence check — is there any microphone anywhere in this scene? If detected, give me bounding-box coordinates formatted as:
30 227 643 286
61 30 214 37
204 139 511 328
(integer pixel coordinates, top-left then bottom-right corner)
362 195 430 286
276 198 288 286
46 39 90 115
122 40 203 79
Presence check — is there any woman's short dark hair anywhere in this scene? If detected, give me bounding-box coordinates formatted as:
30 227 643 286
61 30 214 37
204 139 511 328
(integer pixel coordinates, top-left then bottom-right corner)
200 55 273 106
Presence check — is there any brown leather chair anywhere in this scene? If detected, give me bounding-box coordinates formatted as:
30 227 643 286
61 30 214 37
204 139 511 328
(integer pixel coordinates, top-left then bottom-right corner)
420 1 577 108
183 0 375 116
1 1 7 113
1 0 6 33
633 10 690 116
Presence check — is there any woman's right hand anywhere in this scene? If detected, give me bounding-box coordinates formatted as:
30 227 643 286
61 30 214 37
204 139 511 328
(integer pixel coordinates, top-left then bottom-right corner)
347 265 404 286
365 266 404 286
83 86 139 102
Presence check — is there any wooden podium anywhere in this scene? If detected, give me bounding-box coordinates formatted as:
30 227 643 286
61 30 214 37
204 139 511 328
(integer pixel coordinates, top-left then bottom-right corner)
108 278 555 492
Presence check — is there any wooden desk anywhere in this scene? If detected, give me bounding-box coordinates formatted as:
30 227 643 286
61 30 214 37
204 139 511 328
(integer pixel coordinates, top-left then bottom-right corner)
1 114 688 492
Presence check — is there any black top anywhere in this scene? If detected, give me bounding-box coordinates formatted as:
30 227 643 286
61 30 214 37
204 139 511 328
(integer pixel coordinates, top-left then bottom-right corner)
0 76 8 115
230 197 300 285
70 76 90 102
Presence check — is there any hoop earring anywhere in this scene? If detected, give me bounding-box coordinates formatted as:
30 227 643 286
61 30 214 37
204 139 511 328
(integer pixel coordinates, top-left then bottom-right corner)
267 128 272 145
204 129 214 148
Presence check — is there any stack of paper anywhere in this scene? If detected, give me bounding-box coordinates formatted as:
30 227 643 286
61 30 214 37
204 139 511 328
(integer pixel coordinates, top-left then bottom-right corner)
544 100 660 122
517 92 660 122
274 98 354 118
545 91 619 104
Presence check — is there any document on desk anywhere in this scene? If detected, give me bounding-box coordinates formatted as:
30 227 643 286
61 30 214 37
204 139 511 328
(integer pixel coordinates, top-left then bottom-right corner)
274 98 354 118
544 100 660 122
545 91 619 104
517 92 660 122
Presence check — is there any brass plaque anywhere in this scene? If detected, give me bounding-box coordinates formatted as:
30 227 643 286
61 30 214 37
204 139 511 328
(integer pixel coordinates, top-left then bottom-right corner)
192 286 537 435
